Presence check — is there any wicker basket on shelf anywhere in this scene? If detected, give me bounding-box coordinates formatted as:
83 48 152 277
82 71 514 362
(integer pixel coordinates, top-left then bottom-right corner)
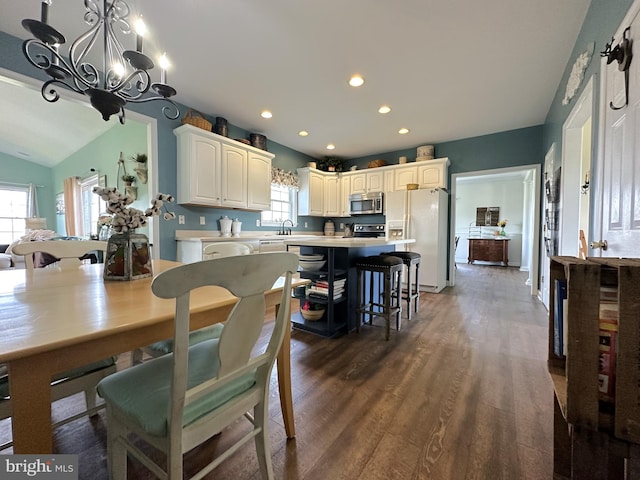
181 109 212 131
368 159 386 168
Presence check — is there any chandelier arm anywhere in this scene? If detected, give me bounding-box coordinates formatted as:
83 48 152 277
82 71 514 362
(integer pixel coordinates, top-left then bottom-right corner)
40 78 86 103
127 96 180 120
110 69 151 100
68 24 102 89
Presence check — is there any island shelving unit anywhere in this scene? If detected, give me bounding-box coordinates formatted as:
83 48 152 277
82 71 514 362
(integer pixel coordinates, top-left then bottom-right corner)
291 247 349 337
548 256 640 479
285 237 415 338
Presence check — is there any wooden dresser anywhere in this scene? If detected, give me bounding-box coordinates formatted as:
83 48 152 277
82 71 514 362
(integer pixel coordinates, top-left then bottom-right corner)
467 238 509 266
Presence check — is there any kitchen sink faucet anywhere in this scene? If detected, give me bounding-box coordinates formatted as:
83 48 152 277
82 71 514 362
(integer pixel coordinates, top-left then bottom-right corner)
280 219 294 235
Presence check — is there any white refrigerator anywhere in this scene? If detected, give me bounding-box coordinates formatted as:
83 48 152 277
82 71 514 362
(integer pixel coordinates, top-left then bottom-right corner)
385 188 449 293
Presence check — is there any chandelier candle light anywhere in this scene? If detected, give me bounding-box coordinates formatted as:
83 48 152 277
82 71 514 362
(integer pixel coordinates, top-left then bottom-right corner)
22 0 179 124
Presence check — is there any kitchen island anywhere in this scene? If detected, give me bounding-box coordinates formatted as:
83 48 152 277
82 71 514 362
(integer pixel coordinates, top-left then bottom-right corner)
284 237 415 337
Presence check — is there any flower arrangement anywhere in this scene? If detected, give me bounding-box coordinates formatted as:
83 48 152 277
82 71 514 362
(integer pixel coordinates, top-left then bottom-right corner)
122 174 136 184
93 187 176 233
497 219 508 228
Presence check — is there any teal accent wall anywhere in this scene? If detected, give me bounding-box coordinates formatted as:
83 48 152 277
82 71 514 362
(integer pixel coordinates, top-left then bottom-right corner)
349 125 544 179
543 0 634 177
0 152 55 228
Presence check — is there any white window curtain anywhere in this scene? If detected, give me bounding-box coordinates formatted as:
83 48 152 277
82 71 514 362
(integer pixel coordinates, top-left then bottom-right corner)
63 177 81 236
26 183 39 218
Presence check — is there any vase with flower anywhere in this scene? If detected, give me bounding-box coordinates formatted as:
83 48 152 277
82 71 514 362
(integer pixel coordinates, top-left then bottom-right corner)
497 219 508 236
93 187 176 280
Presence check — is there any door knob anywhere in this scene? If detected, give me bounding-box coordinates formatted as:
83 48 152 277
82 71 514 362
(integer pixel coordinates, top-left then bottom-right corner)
590 240 608 250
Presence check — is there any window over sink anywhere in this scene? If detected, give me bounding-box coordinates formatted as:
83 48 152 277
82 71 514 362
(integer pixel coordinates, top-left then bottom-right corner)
260 184 298 227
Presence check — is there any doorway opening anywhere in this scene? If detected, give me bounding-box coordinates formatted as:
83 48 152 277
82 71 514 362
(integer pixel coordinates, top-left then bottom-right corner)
559 76 593 258
450 164 541 296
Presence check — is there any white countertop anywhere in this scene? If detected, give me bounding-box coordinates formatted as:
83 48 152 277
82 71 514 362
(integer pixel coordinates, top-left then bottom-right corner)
175 230 321 242
283 237 415 248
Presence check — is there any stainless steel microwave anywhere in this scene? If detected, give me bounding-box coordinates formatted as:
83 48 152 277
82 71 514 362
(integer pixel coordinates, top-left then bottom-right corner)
349 192 384 215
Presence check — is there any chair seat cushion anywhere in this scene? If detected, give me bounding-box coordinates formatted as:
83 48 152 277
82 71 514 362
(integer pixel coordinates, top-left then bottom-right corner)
356 255 404 269
0 356 117 398
145 323 224 355
97 338 256 438
382 251 421 261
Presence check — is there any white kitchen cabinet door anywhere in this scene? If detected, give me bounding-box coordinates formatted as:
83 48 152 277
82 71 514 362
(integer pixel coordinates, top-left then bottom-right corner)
394 166 418 190
350 173 366 194
323 175 340 216
417 158 449 189
367 170 384 192
298 168 325 216
340 175 351 217
221 144 247 208
247 151 272 210
384 169 395 193
176 128 222 206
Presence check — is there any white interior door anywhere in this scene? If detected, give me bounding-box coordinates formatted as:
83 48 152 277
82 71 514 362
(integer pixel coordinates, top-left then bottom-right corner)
597 5 640 257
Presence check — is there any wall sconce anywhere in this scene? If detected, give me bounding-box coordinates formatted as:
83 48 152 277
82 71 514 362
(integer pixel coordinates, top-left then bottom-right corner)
581 172 590 195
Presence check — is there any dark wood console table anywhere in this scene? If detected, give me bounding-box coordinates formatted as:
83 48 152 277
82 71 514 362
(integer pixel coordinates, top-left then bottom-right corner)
468 238 509 266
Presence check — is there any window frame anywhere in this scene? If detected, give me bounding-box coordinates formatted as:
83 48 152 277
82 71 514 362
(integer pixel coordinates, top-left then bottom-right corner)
260 183 298 227
0 185 28 243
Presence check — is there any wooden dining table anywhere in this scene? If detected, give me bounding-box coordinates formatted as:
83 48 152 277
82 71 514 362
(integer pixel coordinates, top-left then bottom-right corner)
0 259 305 453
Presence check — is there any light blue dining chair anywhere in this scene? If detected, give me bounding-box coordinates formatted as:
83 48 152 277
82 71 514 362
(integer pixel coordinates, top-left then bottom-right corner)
97 252 298 479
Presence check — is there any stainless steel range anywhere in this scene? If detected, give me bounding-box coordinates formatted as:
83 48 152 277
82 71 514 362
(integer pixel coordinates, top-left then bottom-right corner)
352 223 386 238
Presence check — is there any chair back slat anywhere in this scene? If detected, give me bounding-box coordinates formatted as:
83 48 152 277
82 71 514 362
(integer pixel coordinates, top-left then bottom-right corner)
151 252 298 434
12 240 107 270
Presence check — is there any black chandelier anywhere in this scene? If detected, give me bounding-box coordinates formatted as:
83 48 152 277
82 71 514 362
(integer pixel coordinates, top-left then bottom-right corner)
21 0 179 124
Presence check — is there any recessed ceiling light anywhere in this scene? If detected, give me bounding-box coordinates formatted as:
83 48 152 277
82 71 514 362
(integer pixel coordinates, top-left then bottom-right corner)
326 144 336 150
378 105 391 114
298 130 309 137
261 110 272 119
398 128 410 134
348 75 364 87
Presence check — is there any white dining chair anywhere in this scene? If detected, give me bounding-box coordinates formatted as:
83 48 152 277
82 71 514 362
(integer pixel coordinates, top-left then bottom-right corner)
98 252 298 480
11 239 107 270
131 241 254 365
0 238 116 450
203 241 254 259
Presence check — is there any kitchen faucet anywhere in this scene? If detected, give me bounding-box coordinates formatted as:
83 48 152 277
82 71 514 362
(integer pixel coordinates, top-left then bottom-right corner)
280 219 294 235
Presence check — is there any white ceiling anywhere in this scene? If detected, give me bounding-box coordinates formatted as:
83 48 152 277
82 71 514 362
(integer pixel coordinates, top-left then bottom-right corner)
0 0 592 164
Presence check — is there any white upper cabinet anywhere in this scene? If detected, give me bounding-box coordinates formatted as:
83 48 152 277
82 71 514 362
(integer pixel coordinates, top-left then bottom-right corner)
221 144 247 208
323 174 340 216
247 151 272 210
176 127 222 206
297 168 325 216
349 173 367 194
175 124 274 210
417 158 450 189
393 165 418 191
367 170 384 192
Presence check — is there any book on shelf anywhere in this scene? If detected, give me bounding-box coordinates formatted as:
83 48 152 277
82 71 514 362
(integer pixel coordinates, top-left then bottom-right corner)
598 285 619 403
553 279 567 357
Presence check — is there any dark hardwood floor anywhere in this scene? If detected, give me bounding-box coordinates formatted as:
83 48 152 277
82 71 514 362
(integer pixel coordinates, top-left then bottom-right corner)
0 264 554 479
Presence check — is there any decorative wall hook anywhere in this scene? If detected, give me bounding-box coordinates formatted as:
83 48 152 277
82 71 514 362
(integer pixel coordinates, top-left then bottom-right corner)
601 27 633 110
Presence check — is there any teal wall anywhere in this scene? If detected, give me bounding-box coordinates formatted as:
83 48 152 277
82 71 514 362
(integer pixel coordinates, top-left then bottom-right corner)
349 126 544 179
0 151 55 227
543 0 634 178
